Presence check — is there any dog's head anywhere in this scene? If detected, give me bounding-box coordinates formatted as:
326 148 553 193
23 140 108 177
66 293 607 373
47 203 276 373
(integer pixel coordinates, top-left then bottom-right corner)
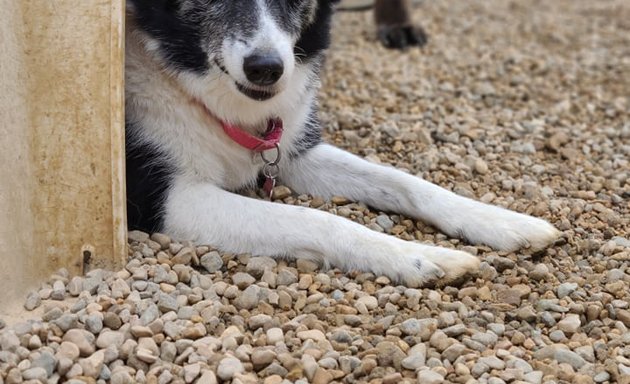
128 0 338 123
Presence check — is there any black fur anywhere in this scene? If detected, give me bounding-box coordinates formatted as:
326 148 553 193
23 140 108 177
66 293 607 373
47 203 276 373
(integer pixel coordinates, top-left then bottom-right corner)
128 0 210 73
126 123 173 233
291 108 323 156
295 0 337 59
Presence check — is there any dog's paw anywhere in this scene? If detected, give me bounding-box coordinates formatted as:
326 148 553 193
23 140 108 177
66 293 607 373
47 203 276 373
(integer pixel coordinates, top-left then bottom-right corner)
450 204 560 252
377 24 428 49
388 243 480 287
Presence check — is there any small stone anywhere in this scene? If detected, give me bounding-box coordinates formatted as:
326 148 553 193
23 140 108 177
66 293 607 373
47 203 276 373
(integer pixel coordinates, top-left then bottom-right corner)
376 215 394 231
331 196 349 205
246 257 277 278
67 276 84 296
312 367 333 384
417 369 444 384
235 285 260 310
150 233 171 249
474 158 489 174
217 357 244 381
442 343 466 363
266 328 284 344
272 185 292 199
22 367 48 381
557 282 578 298
183 363 201 383
523 371 543 384
79 350 105 378
557 314 581 334
111 278 131 299
197 370 218 384
442 324 467 337
24 292 41 311
496 288 522 306
130 325 153 338
111 370 135 384
530 264 549 281
32 351 56 376
51 280 66 300
616 309 630 327
277 269 298 286
546 131 570 152
297 330 326 342
593 371 610 383
549 330 566 342
400 318 423 335
57 341 81 361
103 312 123 330
157 293 179 313
296 259 319 273
517 306 537 322
172 247 194 265
63 329 96 357
534 345 586 370
96 331 125 349
376 341 406 370
232 272 256 289
54 313 79 332
200 252 223 273
251 349 276 370
128 230 149 242
356 295 378 310
402 354 426 370
478 356 505 370
85 314 103 334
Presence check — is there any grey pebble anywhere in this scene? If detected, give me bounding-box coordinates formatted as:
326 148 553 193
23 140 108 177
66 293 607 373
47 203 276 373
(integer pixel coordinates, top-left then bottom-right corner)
200 252 223 273
24 292 41 311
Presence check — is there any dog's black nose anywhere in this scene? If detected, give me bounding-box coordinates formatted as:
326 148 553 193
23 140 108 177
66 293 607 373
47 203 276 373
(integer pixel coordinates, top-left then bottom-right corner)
243 54 284 86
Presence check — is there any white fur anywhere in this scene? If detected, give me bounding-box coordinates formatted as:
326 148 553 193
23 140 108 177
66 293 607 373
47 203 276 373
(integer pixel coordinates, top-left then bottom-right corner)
222 0 296 92
126 6 559 286
281 145 561 252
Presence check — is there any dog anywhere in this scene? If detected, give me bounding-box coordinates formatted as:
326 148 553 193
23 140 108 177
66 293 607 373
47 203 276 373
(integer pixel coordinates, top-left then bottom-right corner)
125 0 560 287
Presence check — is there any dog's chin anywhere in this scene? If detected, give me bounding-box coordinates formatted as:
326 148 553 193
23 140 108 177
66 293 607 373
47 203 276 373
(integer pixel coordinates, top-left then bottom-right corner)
235 82 278 102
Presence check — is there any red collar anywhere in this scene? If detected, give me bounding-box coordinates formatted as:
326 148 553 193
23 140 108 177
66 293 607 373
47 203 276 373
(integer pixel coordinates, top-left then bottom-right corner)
221 118 283 152
192 97 283 152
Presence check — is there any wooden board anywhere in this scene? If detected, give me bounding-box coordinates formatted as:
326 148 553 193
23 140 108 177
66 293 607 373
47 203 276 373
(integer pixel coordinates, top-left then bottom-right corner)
0 0 126 318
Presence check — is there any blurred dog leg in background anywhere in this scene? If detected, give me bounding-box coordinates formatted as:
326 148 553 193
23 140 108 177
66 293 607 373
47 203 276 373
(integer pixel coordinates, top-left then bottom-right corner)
337 0 428 49
375 0 427 49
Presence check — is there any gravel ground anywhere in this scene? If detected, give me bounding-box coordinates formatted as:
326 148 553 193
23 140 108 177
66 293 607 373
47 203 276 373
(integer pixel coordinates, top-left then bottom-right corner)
2 1 630 383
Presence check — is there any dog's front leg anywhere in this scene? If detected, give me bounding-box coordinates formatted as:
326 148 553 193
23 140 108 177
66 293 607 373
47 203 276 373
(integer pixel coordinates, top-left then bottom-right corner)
281 144 559 252
162 179 478 286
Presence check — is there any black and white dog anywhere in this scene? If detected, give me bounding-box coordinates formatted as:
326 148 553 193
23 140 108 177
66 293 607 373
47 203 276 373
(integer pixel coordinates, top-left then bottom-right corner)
125 0 559 286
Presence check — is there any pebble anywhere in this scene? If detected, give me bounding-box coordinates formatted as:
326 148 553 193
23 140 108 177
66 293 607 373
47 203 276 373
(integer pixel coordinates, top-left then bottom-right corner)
266 328 284 344
246 257 277 278
63 329 96 357
297 330 326 342
417 369 444 384
24 292 41 311
22 367 48 381
557 282 578 298
217 357 245 381
200 252 223 273
557 314 581 334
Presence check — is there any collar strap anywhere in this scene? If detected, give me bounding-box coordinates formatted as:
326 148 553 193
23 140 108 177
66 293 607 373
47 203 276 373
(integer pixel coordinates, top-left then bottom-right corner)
221 118 283 152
